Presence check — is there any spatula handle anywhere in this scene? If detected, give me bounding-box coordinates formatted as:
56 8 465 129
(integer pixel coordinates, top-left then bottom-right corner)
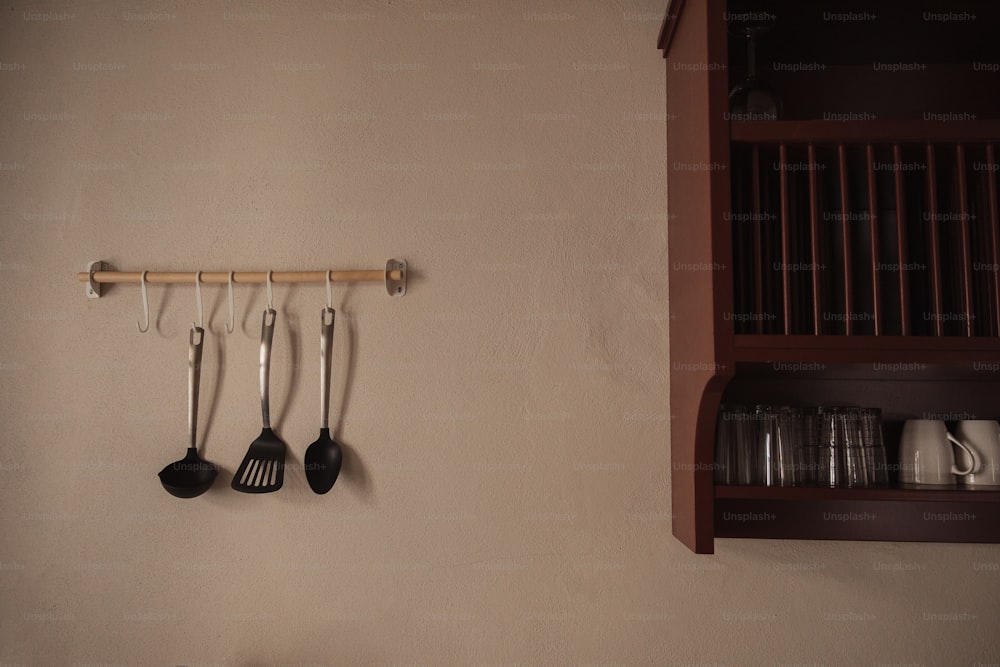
189 326 204 450
260 308 276 429
320 307 335 429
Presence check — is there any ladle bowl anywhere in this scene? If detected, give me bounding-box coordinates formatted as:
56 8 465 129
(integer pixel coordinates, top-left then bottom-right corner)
159 448 219 498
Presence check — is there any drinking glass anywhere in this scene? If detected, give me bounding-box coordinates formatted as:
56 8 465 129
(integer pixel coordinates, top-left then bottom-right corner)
798 407 819 485
818 407 849 487
733 408 759 484
728 18 781 120
848 408 868 486
757 405 799 487
715 405 758 485
858 407 890 487
817 407 888 488
715 406 737 484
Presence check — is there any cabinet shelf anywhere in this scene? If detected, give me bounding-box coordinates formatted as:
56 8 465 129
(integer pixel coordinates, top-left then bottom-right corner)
731 120 1000 144
716 485 1000 503
715 486 1000 544
734 334 1000 366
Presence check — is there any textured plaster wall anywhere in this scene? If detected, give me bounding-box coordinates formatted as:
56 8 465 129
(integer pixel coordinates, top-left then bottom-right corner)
0 1 997 665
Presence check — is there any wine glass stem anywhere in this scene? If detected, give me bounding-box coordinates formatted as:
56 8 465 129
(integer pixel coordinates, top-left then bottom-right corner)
746 32 757 79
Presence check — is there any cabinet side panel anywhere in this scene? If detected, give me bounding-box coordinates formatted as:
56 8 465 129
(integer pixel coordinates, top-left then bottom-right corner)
666 0 732 553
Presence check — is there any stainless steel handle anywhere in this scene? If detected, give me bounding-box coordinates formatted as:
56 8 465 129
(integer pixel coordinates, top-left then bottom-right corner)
188 326 204 450
260 308 276 428
320 308 335 429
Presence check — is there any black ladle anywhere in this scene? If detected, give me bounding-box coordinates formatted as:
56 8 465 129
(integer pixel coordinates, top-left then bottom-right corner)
159 326 218 498
305 308 343 494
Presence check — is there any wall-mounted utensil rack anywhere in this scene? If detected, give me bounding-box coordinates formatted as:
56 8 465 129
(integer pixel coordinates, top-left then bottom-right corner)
78 258 408 298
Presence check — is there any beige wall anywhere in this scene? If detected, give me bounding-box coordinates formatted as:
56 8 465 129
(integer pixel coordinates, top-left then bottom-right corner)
0 2 997 665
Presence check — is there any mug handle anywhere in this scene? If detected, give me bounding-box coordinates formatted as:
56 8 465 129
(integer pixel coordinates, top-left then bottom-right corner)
947 432 979 476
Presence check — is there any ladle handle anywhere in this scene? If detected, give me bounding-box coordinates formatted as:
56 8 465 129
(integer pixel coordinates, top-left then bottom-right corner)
320 308 335 429
188 326 204 450
260 308 276 429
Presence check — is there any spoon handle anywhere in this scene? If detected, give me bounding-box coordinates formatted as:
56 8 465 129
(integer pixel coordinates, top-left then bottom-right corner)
320 308 335 430
188 326 204 450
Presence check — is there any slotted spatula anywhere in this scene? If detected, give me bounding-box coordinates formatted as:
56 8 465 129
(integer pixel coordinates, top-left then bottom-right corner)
232 308 286 493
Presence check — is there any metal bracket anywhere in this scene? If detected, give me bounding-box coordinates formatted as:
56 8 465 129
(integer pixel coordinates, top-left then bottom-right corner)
385 258 407 297
86 260 109 299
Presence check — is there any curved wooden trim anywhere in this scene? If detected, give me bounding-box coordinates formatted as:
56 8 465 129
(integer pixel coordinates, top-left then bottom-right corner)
657 0 688 57
672 372 733 554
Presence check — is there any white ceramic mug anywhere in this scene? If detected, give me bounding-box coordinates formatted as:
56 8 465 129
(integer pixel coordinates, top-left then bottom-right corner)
953 420 1000 488
898 420 977 488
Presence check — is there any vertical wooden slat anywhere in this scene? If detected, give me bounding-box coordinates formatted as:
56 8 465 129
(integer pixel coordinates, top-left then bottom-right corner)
865 144 882 335
808 143 822 334
893 144 911 335
925 143 944 336
987 143 1000 335
779 143 792 334
731 146 746 334
752 144 764 334
837 144 853 334
969 145 990 337
955 144 975 336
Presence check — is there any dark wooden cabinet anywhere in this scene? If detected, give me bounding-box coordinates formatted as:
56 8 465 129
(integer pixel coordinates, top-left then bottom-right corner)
659 0 1000 553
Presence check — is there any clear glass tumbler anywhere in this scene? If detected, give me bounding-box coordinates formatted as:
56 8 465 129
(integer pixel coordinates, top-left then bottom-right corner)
858 407 890 487
757 405 799 487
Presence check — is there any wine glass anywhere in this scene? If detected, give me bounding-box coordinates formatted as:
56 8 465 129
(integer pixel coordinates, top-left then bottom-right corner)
728 17 781 120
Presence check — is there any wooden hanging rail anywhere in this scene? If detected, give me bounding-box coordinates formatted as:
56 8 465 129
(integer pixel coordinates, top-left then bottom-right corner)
79 269 401 284
78 259 407 298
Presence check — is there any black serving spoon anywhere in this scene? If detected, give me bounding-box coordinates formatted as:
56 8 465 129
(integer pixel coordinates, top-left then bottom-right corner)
304 307 343 494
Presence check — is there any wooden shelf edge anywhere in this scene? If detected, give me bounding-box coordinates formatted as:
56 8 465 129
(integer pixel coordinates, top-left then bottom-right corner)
735 335 1000 350
716 485 1000 503
730 119 1000 144
715 496 1000 543
732 335 1000 366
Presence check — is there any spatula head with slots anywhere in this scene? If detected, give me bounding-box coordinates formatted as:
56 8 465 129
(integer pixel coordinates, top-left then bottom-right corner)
231 427 285 492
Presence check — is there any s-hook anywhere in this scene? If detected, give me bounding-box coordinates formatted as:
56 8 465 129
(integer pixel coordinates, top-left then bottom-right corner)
266 270 275 310
323 269 335 326
194 270 204 329
325 270 333 310
136 270 150 333
226 270 235 334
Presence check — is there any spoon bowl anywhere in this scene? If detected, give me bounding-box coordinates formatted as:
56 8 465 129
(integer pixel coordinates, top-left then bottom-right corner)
305 428 343 494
